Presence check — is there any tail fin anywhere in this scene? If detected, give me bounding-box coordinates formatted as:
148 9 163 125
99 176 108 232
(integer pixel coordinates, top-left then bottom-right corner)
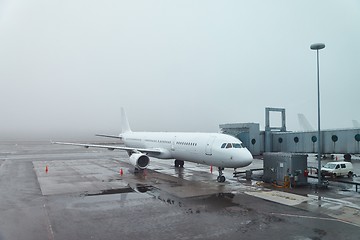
297 113 314 131
121 108 132 133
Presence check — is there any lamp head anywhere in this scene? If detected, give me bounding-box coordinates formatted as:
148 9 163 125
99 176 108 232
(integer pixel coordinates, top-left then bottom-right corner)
310 43 325 50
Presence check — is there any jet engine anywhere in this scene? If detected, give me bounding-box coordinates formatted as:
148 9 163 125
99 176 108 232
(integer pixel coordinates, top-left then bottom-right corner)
129 153 150 170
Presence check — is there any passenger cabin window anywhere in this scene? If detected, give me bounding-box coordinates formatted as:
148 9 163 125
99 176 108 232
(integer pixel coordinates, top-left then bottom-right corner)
336 164 340 169
341 164 346 168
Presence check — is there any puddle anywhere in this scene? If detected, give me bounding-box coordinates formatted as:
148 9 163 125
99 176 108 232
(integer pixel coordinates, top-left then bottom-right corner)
86 188 134 196
85 184 154 196
80 181 240 215
147 187 238 214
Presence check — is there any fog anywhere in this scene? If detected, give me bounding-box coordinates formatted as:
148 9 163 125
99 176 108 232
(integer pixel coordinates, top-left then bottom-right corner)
1 1 359 140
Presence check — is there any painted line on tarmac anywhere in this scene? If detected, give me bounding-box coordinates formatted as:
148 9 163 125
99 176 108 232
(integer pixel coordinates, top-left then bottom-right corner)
43 202 55 240
270 212 360 228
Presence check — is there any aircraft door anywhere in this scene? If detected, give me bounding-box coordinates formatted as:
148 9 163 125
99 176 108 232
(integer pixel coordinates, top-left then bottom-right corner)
205 136 216 155
171 136 176 151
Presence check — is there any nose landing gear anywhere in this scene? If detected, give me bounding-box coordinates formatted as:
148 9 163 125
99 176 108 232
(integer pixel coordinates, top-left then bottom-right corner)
217 167 226 182
174 159 184 168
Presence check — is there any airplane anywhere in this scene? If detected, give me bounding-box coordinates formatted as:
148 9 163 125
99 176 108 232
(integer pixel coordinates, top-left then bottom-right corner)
53 108 253 182
297 113 315 131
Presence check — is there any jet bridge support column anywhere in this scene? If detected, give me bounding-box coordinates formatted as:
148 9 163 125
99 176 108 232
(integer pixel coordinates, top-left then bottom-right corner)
265 107 287 152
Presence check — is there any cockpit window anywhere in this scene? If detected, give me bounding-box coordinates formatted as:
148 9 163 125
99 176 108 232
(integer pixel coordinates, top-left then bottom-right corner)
222 143 244 149
233 143 242 148
221 143 244 148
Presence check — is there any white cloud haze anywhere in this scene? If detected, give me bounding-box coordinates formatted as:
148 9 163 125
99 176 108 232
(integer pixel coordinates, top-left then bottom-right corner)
0 0 359 140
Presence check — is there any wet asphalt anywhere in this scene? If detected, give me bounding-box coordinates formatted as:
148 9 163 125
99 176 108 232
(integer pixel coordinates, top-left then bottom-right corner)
0 142 359 240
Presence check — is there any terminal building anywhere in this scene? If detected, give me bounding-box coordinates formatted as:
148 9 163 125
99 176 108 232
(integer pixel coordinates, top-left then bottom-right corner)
220 107 360 156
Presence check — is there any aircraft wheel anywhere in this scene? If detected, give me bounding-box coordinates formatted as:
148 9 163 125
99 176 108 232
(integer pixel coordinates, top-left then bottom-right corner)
220 175 226 182
174 160 182 168
217 175 226 182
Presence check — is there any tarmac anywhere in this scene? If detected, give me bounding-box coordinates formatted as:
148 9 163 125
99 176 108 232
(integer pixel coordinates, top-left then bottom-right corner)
0 141 360 240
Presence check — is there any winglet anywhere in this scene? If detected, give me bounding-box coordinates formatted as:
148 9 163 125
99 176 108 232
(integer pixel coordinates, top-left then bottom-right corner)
121 108 132 133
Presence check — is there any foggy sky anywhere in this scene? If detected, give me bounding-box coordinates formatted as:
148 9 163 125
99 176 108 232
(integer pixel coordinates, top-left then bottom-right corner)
1 0 360 140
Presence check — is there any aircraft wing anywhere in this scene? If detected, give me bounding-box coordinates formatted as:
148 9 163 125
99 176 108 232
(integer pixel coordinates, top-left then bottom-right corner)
52 141 162 155
95 134 122 139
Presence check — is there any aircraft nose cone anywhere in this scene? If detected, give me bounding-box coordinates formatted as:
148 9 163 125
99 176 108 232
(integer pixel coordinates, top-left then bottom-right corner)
243 149 253 166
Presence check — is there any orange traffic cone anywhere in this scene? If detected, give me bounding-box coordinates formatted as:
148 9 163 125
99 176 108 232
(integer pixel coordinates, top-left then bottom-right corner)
45 165 48 173
120 168 123 176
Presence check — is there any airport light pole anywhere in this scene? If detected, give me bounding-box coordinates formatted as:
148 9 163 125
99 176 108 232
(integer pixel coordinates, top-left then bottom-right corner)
310 43 325 186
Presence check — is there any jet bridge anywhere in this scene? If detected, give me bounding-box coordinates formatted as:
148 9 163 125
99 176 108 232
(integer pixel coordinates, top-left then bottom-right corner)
220 123 261 155
220 108 360 155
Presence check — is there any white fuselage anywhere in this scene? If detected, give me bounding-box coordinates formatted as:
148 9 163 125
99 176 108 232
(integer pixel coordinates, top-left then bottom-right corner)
122 131 253 168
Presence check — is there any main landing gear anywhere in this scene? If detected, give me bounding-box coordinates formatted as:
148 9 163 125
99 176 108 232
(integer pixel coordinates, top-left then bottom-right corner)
217 167 226 183
174 159 184 168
